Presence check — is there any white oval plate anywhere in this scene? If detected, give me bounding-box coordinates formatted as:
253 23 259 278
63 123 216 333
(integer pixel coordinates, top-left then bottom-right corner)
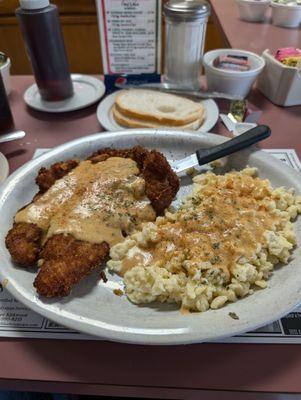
1 130 301 345
97 91 219 133
24 75 105 113
0 152 9 184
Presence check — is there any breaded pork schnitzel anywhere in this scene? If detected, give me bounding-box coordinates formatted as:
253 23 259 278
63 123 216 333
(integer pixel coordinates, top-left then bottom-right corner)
5 147 179 297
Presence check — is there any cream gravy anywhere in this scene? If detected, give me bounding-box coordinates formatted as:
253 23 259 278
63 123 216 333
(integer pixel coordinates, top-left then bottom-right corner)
16 157 156 245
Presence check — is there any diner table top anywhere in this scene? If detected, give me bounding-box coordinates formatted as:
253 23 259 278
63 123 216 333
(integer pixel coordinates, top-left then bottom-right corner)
2 76 301 173
1 75 301 398
211 0 301 54
1 2 301 396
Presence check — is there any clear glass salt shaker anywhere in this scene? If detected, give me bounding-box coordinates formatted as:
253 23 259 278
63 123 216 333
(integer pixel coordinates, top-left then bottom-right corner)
163 0 210 90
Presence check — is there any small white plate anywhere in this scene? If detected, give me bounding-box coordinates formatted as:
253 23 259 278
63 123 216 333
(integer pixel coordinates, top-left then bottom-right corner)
0 152 9 184
24 74 105 113
97 91 219 133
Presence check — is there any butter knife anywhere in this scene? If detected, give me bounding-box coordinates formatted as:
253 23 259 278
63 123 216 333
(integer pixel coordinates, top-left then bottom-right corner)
0 131 26 144
115 82 244 101
171 125 271 174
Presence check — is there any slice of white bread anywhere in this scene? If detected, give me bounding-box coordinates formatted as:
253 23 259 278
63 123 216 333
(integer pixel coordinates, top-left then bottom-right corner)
115 89 205 126
112 105 205 131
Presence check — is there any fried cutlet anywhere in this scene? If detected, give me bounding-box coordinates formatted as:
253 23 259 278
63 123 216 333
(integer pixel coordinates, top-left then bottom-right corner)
5 147 179 298
34 234 110 297
5 160 79 266
5 222 43 266
36 159 79 193
87 146 179 214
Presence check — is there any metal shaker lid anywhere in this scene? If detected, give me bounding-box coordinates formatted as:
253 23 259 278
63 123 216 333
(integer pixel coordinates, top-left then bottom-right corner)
19 0 49 9
163 0 210 20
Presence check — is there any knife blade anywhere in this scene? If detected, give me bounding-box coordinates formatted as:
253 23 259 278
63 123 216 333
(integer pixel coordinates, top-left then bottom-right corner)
171 153 199 174
170 125 271 174
220 113 236 132
115 82 244 101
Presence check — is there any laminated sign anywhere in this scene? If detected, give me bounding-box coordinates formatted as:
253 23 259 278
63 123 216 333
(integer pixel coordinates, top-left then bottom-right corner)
96 0 162 90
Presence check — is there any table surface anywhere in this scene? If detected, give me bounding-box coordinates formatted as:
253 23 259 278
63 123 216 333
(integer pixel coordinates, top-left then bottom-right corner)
1 76 301 397
0 0 301 399
211 0 301 54
2 77 301 172
1 7 301 395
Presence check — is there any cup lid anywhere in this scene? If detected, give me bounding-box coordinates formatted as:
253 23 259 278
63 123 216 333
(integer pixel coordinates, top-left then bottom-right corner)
163 0 210 19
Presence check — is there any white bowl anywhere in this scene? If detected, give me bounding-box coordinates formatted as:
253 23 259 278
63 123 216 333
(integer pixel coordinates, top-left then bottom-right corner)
203 49 266 98
0 58 11 95
271 2 301 28
236 0 270 22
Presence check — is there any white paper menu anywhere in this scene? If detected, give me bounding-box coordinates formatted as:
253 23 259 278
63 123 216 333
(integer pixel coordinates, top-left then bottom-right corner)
1 149 301 343
96 0 161 81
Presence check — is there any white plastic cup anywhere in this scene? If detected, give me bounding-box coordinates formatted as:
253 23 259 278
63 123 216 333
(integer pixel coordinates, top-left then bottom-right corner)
271 2 301 28
0 58 11 95
203 49 265 98
236 0 270 22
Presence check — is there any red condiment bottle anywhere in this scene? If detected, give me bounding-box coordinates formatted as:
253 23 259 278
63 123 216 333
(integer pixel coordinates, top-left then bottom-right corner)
16 0 74 102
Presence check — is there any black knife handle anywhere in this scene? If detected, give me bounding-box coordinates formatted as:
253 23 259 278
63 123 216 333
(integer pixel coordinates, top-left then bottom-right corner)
196 125 271 166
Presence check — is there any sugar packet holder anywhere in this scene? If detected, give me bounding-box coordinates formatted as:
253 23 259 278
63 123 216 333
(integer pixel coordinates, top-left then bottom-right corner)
257 49 301 107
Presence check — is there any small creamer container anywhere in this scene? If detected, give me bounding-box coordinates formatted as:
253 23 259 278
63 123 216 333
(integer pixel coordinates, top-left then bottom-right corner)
163 0 210 89
257 49 301 106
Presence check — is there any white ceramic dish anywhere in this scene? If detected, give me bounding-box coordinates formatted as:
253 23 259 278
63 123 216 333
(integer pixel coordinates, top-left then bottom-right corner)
24 74 105 113
257 49 301 106
236 0 270 22
1 130 301 345
0 152 9 184
203 49 265 98
271 1 301 27
0 58 11 95
96 91 219 133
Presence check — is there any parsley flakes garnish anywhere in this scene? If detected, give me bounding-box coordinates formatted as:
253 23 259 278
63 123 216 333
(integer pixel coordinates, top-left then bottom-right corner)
229 312 239 320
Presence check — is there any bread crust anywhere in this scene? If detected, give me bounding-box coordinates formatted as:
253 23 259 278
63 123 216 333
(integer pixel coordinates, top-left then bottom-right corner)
115 90 205 126
112 105 204 130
